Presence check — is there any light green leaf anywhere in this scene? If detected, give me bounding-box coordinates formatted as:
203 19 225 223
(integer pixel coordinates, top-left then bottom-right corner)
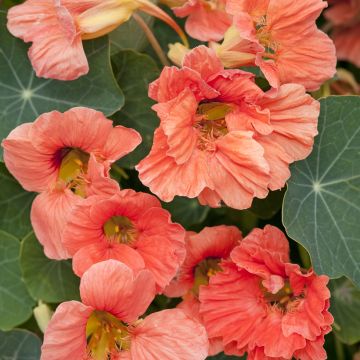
330 277 360 345
283 96 360 286
0 329 41 359
0 163 35 238
20 233 80 303
112 50 160 168
0 231 35 330
163 197 210 229
0 10 124 160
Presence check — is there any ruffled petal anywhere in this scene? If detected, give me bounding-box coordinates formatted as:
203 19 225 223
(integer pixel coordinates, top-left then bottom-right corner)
293 336 327 360
41 301 92 360
31 188 81 260
80 260 155 323
130 309 208 360
135 207 186 291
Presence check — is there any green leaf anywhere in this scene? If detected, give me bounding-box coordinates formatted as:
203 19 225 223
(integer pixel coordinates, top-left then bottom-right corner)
112 50 160 168
249 189 285 220
330 277 360 345
283 96 360 286
0 231 35 330
207 353 245 359
0 163 35 238
20 233 80 303
0 10 124 160
0 329 41 359
163 197 210 229
110 15 153 54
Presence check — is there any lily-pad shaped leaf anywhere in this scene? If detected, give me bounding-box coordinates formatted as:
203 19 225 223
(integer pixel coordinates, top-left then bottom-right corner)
0 10 124 160
0 329 41 359
20 233 80 303
112 50 160 168
330 277 360 345
0 231 35 330
0 163 35 239
283 96 360 286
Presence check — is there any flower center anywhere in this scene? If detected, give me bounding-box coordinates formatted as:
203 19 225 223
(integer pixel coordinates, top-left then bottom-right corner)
57 148 90 197
195 102 232 150
192 258 222 296
255 16 277 59
86 310 130 360
103 216 137 245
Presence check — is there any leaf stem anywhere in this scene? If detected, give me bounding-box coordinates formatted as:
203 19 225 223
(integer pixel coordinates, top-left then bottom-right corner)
334 335 345 360
133 13 170 67
111 164 129 180
298 244 311 269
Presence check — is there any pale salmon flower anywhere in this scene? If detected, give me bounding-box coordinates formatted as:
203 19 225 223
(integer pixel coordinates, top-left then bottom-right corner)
163 0 232 41
199 225 333 359
212 0 337 90
324 0 360 67
137 46 319 210
61 189 186 292
7 0 187 80
2 107 141 259
41 260 209 360
164 225 242 355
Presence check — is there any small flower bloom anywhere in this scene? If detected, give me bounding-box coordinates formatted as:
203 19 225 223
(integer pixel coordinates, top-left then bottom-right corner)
2 107 141 259
137 46 319 210
165 0 232 41
62 189 186 292
324 0 360 67
7 0 187 80
41 260 209 360
165 225 242 355
213 0 337 90
199 225 333 359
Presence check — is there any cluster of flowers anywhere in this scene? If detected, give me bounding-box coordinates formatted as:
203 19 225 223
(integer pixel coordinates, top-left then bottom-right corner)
4 0 339 359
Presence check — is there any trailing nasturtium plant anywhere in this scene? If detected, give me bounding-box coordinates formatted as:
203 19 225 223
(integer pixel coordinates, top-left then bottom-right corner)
0 0 359 359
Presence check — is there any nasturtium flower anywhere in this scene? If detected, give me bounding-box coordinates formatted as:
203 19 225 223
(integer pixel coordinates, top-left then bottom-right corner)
41 260 209 360
62 189 186 292
163 0 232 41
324 0 360 67
7 0 187 80
137 46 319 210
2 107 141 259
199 225 333 359
164 225 242 355
211 0 337 90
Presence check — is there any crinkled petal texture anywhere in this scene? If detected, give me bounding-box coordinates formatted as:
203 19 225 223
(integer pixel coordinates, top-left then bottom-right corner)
165 225 242 297
63 190 186 292
80 260 156 323
7 0 88 80
41 301 93 360
174 0 231 42
2 107 141 192
199 226 333 359
129 308 209 360
138 46 319 210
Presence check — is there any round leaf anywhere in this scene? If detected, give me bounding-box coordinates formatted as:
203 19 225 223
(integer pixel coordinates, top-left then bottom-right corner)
0 163 35 238
330 277 360 345
20 233 80 303
0 231 35 330
112 50 160 168
283 96 360 286
0 10 124 160
0 329 41 359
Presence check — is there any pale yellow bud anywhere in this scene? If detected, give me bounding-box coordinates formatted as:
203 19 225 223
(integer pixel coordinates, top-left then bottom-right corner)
168 42 190 66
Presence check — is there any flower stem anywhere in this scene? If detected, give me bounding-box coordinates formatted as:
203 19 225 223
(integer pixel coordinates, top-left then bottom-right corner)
133 13 170 67
334 336 345 360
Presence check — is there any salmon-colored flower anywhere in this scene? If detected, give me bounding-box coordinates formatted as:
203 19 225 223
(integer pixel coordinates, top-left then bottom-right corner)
7 0 187 80
164 0 232 41
164 225 242 355
62 189 186 292
41 260 209 360
212 0 336 90
2 107 141 259
324 0 360 67
137 46 319 210
199 225 333 359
